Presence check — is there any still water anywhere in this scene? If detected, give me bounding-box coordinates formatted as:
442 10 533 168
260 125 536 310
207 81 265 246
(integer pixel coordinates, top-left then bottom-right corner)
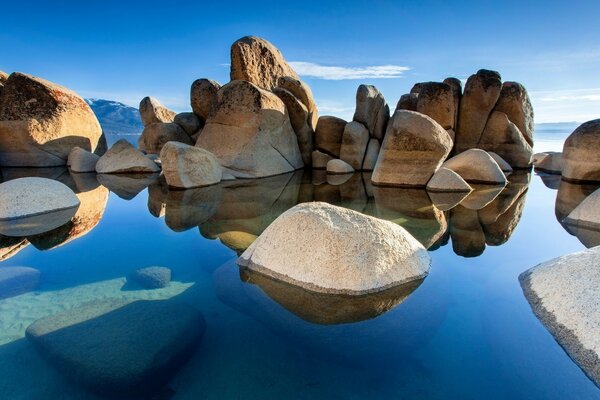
0 162 599 399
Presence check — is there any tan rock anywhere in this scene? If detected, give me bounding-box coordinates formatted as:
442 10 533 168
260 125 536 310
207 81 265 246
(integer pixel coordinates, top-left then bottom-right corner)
442 149 507 185
141 122 193 154
340 121 369 170
0 72 103 167
371 110 452 187
314 115 346 157
160 142 222 189
564 187 600 230
443 77 462 130
196 80 303 178
395 93 418 111
173 112 201 136
426 167 472 192
230 36 299 90
312 150 334 169
534 151 562 174
487 151 513 172
493 81 534 146
238 202 431 294
96 139 161 174
353 84 390 140
450 205 486 257
138 96 176 126
68 147 100 173
478 111 532 168
562 119 600 182
326 159 354 175
272 87 313 166
277 76 318 130
416 82 455 130
190 79 221 122
455 69 502 152
362 138 380 171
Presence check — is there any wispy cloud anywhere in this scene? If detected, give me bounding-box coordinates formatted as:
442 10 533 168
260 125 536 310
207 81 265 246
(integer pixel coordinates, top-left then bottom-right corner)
289 62 410 80
533 88 600 103
530 88 600 123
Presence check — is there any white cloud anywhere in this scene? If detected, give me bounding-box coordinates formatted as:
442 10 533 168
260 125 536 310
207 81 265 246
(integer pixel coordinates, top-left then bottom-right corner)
289 61 410 80
530 88 600 123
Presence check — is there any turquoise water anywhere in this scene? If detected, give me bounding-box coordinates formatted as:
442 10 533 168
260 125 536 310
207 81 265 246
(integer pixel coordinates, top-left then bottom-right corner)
0 164 599 399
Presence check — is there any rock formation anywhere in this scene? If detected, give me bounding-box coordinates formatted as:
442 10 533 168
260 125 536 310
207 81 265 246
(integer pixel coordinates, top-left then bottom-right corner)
160 141 222 188
141 122 193 154
441 149 507 185
67 147 99 173
96 139 161 174
562 119 600 182
190 78 221 122
138 96 176 126
353 84 389 141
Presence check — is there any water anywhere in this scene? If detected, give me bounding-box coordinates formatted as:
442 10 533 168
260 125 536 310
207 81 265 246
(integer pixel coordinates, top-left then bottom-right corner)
1 143 600 399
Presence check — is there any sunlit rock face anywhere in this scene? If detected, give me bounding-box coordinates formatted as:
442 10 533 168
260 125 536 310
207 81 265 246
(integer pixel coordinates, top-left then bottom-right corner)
562 119 600 183
0 73 103 167
96 139 160 174
138 96 176 126
441 149 507 185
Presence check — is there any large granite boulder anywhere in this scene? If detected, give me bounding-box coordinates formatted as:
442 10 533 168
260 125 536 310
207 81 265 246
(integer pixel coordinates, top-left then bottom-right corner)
314 115 346 158
426 167 472 192
353 84 389 140
340 121 369 170
196 80 303 178
230 36 299 90
174 112 201 136
0 177 80 236
141 122 193 154
67 147 100 173
238 202 430 294
138 96 176 126
160 141 222 188
26 299 206 397
415 82 455 130
371 110 452 187
0 72 103 167
442 149 507 185
562 119 600 182
277 76 318 130
272 87 313 166
455 69 503 152
520 246 600 387
0 266 41 300
493 81 534 146
190 78 221 122
96 139 161 174
478 111 532 168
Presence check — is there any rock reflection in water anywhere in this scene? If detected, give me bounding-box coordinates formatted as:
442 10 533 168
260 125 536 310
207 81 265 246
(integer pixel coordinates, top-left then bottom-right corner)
97 173 159 200
240 267 424 325
555 180 600 247
0 235 29 261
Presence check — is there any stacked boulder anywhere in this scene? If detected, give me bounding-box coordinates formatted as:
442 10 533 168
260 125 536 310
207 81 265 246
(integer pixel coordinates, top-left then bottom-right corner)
137 96 193 154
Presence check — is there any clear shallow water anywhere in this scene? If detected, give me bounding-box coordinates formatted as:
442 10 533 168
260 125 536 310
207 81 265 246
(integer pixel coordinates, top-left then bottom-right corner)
1 165 600 398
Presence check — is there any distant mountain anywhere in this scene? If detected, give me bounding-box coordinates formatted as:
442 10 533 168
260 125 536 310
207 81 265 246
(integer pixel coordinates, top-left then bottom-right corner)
534 122 578 139
85 99 143 145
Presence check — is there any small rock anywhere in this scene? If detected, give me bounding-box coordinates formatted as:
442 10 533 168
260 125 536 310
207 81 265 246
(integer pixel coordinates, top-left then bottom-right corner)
314 116 347 158
312 150 334 169
326 159 354 175
138 96 176 126
96 140 161 174
396 93 418 111
564 187 600 230
68 147 100 173
174 112 201 136
441 149 507 185
534 151 562 174
128 266 171 289
426 167 473 192
160 141 222 188
190 78 221 121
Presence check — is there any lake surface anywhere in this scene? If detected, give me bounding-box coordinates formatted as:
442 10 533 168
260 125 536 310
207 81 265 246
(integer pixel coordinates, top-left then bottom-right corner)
1 134 600 399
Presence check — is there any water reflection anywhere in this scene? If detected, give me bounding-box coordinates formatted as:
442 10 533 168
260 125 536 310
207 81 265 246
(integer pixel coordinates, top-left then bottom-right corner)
555 180 600 247
97 173 159 200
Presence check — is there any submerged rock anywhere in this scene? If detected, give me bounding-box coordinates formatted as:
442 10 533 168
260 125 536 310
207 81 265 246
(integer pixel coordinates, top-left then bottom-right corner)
67 147 99 173
441 149 507 185
520 247 600 387
96 139 161 174
26 299 206 397
0 235 29 261
562 119 600 182
160 141 222 189
0 266 40 300
0 177 80 236
138 96 176 126
238 202 431 294
128 266 171 289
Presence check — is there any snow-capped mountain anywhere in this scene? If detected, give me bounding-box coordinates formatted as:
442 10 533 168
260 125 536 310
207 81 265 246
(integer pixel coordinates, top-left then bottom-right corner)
85 99 143 141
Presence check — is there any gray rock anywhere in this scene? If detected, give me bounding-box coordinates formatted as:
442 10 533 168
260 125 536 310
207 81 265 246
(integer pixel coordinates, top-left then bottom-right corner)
326 159 354 175
174 112 201 136
160 141 222 188
478 111 532 169
353 84 390 140
443 77 462 130
141 122 193 154
361 138 380 171
190 78 221 122
273 87 314 166
67 147 99 173
311 150 334 169
96 139 161 174
564 187 600 230
340 121 369 170
0 266 41 300
314 116 346 158
128 266 171 289
488 151 513 172
395 93 418 111
277 76 318 131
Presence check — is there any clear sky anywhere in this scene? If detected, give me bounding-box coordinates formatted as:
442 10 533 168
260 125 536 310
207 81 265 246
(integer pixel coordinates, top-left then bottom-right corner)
2 0 600 123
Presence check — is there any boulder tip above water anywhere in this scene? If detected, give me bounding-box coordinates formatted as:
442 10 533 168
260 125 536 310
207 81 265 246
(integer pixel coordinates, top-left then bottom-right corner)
426 167 473 193
160 141 222 188
238 202 431 295
96 139 161 174
441 149 507 185
67 147 100 173
128 266 172 289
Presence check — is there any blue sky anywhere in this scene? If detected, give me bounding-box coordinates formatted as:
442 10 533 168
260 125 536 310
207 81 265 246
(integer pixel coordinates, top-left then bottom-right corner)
2 0 600 123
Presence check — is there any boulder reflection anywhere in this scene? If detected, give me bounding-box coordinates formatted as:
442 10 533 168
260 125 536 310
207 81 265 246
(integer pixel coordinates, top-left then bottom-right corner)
555 180 600 248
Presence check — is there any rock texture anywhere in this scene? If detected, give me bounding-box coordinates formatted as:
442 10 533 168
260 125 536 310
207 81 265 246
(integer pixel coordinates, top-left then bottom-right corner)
277 76 318 130
340 121 369 169
426 167 472 192
141 122 193 154
326 159 354 175
493 82 534 146
520 247 600 387
0 72 103 166
26 299 205 397
128 266 171 289
230 36 299 90
190 79 221 122
160 141 222 188
238 202 431 294
534 151 563 174
442 149 507 185
353 85 389 140
562 119 600 182
371 110 452 187
478 111 532 168
174 112 201 136
196 80 303 178
96 139 161 174
455 69 503 152
396 93 418 112
67 147 99 173
272 87 313 166
312 150 334 169
416 82 455 130
443 77 462 129
314 115 346 158
138 96 176 126
488 152 513 172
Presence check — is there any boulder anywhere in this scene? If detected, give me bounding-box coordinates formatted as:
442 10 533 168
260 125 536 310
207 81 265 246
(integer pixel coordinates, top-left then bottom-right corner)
0 72 103 167
277 76 318 130
0 177 80 236
314 115 346 157
441 149 507 185
230 36 299 90
520 246 600 387
128 266 171 289
416 82 455 130
564 187 600 230
371 110 452 187
26 299 206 396
426 167 472 192
272 87 313 166
312 150 334 169
534 151 562 174
67 147 99 173
493 81 534 146
562 119 600 182
238 202 431 294
326 159 354 175
141 122 192 154
174 112 201 136
362 138 380 171
138 96 175 126
455 69 503 152
443 77 462 130
190 78 221 121
96 139 161 174
160 141 222 188
353 84 390 140
488 151 513 172
340 121 369 169
196 80 303 178
478 111 533 168
0 266 41 300
395 93 418 111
